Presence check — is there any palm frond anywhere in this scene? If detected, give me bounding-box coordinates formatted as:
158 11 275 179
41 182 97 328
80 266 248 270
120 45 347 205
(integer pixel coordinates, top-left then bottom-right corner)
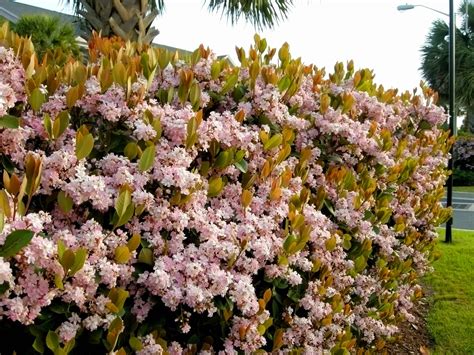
205 0 294 30
420 7 474 129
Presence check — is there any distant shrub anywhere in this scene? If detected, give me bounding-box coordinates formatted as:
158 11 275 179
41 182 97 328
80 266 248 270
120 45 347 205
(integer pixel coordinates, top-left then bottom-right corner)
0 27 452 354
453 168 474 186
11 15 80 60
452 136 474 185
454 136 474 169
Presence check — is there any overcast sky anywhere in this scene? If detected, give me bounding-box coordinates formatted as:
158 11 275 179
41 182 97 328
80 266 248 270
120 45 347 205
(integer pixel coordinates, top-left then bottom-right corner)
17 0 465 93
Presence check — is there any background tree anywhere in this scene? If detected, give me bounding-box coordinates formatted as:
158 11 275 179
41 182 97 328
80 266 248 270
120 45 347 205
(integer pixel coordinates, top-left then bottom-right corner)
420 0 474 132
12 15 81 60
65 0 294 45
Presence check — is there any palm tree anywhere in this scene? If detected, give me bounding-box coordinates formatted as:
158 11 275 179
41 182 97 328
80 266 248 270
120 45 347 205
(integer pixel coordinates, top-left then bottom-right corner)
12 15 81 60
420 0 474 132
65 0 294 45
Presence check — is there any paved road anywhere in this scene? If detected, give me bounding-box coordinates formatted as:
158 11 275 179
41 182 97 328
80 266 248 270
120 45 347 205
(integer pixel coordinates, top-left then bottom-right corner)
441 192 474 230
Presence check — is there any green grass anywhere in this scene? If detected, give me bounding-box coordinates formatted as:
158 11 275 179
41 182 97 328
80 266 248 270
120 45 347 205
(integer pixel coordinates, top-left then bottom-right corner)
453 186 474 192
424 229 474 354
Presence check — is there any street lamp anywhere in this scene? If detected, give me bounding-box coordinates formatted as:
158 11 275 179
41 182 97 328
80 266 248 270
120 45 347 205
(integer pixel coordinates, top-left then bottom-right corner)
397 2 456 243
397 4 448 16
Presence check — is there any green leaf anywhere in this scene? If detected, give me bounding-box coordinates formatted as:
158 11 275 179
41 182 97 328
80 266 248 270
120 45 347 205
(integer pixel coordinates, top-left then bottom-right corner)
1 155 14 173
75 133 94 160
363 210 374 221
333 348 350 355
343 234 352 250
221 71 239 94
69 248 87 275
138 248 153 265
115 190 131 218
189 82 201 110
235 150 246 162
354 255 366 272
210 61 221 80
272 277 288 289
234 159 248 173
277 76 291 92
191 48 201 66
61 249 75 272
167 87 174 103
54 273 64 290
57 240 66 259
88 329 103 345
418 120 431 131
0 115 20 129
129 337 143 351
106 317 124 351
29 88 46 112
0 281 9 295
0 211 4 233
0 230 34 258
53 111 70 139
138 144 155 172
186 117 198 149
283 234 297 253
57 191 73 213
208 176 224 197
46 331 60 351
186 132 198 149
258 38 267 53
115 203 135 228
43 114 53 138
64 338 75 353
215 151 231 169
124 142 138 160
127 234 141 251
325 235 337 251
263 134 283 151
66 85 81 109
33 335 45 354
0 190 9 218
114 245 131 264
152 118 162 139
323 199 336 216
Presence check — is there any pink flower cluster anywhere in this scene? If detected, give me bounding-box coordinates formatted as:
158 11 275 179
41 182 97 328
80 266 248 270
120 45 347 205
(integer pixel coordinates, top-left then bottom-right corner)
0 47 25 116
0 37 451 354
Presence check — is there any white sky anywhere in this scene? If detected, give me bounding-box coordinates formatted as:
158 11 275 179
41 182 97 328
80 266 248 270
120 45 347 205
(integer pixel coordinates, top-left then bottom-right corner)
17 0 464 93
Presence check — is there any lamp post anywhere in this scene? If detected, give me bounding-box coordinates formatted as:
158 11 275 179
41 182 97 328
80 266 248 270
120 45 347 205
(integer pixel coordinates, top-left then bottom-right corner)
397 2 456 243
397 4 449 16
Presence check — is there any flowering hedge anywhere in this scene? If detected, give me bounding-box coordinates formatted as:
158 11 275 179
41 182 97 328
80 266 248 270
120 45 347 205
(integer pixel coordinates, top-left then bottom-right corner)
0 25 452 354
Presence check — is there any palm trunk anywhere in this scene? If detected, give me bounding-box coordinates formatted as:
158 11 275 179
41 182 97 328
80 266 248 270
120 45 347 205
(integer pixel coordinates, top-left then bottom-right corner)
78 0 159 45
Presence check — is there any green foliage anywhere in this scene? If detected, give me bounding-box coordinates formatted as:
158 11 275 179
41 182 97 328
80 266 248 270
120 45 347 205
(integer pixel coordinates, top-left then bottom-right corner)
453 168 474 186
0 115 20 129
206 0 294 30
453 135 474 185
420 0 474 132
425 230 474 354
0 230 34 258
11 15 80 60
